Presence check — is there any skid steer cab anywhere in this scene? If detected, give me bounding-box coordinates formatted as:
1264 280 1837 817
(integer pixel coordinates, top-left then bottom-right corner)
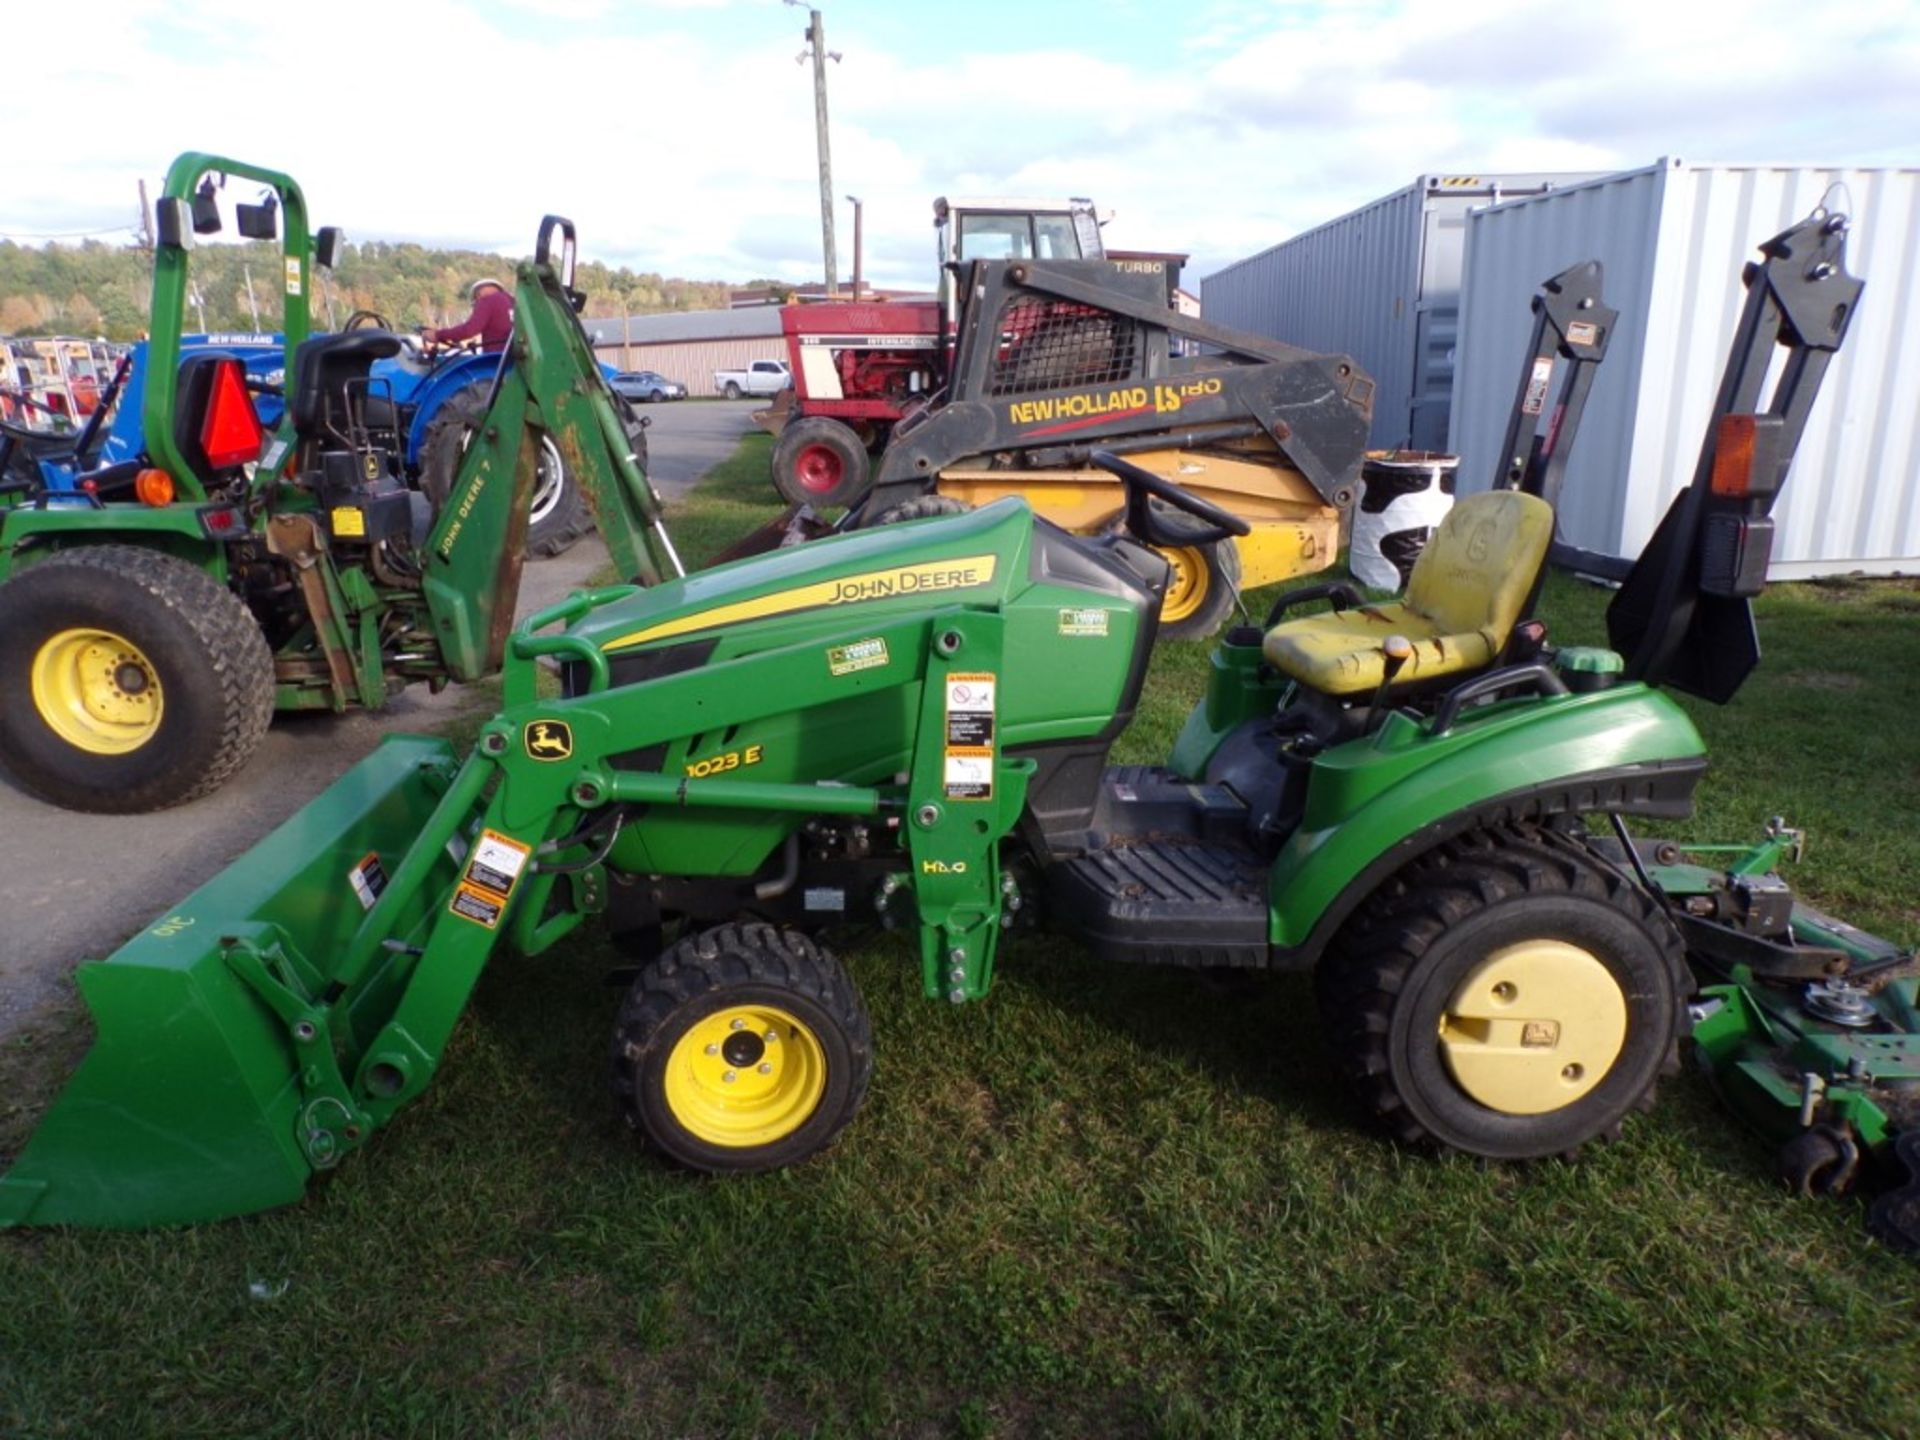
5 208 1907 1249
0 153 680 814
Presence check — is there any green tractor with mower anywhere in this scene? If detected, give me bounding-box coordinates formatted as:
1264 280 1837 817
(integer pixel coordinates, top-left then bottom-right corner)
0 153 681 814
6 205 1916 1249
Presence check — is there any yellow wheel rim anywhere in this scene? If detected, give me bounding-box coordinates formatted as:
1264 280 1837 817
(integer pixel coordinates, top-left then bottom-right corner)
1157 545 1209 624
1437 941 1627 1115
663 1003 828 1147
29 627 164 755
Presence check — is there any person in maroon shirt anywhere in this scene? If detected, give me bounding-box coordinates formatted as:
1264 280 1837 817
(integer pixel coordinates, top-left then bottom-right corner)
427 278 514 352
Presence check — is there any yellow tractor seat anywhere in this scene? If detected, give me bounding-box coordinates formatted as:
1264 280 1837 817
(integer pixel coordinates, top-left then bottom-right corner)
1263 490 1555 696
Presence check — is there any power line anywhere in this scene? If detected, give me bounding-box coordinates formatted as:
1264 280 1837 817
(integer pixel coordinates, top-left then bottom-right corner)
0 225 139 241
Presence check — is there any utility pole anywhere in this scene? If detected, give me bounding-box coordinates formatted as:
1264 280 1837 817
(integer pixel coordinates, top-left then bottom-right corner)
845 195 863 302
243 264 261 330
134 180 154 253
789 2 841 295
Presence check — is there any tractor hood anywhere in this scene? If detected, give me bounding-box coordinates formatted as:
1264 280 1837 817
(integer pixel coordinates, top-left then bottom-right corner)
574 500 1038 659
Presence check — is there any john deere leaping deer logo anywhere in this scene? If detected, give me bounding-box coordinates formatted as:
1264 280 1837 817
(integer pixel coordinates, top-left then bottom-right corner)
524 720 574 762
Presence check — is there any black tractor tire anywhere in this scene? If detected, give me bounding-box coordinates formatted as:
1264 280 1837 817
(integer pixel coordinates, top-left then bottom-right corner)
870 495 972 526
611 922 873 1174
420 381 593 559
1316 823 1687 1161
0 545 274 812
771 416 873 509
723 381 744 400
1149 506 1241 641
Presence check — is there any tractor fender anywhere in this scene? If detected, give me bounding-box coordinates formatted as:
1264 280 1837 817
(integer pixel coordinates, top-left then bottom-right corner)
398 354 620 465
1264 684 1707 969
399 353 509 465
0 508 228 585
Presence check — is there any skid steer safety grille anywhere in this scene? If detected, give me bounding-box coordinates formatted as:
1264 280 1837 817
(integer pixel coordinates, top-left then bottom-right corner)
988 299 1137 397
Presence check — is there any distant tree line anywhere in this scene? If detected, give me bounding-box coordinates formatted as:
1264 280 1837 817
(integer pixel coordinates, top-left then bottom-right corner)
0 238 749 339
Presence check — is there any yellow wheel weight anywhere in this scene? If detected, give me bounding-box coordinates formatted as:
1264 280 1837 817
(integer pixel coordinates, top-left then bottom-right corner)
29 628 165 756
663 1003 828 1147
1157 545 1209 624
1437 941 1628 1115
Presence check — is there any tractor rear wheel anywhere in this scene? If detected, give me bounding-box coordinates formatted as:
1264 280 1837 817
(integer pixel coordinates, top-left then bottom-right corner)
611 922 873 1173
1149 506 1241 641
771 417 872 509
1317 824 1686 1160
421 381 593 558
0 545 273 812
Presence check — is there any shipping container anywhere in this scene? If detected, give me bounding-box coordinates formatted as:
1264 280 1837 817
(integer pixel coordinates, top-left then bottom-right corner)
1448 159 1920 578
1198 173 1604 449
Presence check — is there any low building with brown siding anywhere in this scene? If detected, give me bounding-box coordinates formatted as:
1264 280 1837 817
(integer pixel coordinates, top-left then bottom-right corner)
583 308 785 396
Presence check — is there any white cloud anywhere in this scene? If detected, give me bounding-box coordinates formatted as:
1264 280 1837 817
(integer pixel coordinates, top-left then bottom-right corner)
3 0 1915 294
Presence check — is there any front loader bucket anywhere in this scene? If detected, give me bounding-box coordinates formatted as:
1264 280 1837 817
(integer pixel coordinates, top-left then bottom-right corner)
0 735 462 1228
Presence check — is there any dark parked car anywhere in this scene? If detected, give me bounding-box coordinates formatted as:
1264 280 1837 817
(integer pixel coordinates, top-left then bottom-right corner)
610 370 686 403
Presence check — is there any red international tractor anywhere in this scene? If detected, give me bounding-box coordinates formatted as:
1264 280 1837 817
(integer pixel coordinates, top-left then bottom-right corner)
766 197 1115 508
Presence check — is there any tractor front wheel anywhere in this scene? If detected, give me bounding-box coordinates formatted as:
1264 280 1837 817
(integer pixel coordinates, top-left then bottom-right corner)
0 546 273 812
1317 824 1686 1160
611 923 873 1173
771 417 872 509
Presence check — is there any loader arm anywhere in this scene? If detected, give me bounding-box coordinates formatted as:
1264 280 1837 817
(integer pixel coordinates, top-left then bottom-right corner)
420 217 683 679
0 582 1028 1227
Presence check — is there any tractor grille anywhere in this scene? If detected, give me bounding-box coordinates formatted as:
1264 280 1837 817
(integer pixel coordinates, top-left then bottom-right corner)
988 298 1137 397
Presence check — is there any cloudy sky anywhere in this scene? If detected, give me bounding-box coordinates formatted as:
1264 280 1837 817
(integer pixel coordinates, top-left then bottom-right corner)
6 0 1917 288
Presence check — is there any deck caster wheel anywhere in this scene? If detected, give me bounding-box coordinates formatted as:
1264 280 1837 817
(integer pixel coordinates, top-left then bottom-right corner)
610 923 873 1172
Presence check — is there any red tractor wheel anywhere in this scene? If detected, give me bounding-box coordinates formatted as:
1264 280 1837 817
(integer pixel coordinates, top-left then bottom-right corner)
772 417 872 508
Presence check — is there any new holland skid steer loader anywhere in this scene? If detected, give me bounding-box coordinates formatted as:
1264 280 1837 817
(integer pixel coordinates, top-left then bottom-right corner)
0 153 680 814
8 208 1914 1246
770 258 1379 640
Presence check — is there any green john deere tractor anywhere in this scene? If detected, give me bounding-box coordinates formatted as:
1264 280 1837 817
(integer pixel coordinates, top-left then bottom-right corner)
0 153 680 814
6 207 1914 1247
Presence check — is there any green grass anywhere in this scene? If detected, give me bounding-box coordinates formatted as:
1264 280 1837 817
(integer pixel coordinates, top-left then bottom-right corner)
4 438 1918 1439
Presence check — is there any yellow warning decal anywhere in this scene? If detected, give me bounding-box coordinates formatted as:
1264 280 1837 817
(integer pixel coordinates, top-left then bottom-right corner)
448 829 533 930
330 506 366 538
605 556 998 651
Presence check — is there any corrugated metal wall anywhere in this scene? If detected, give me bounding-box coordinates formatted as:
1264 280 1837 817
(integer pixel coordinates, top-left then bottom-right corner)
1200 174 1605 450
1201 184 1425 449
1451 160 1920 576
591 337 788 396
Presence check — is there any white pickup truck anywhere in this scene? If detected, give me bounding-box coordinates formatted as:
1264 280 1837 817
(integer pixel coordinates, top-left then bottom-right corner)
714 358 790 399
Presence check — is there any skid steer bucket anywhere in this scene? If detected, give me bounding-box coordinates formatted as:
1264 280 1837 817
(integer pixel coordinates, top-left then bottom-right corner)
0 736 463 1228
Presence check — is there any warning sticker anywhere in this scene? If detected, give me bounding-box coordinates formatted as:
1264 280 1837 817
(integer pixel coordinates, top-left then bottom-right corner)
1058 607 1110 637
348 852 388 912
466 830 531 894
450 884 506 929
449 829 532 929
331 506 367 538
284 257 303 296
828 637 889 676
943 752 993 799
943 672 996 800
1521 356 1553 415
1567 320 1600 347
944 674 996 748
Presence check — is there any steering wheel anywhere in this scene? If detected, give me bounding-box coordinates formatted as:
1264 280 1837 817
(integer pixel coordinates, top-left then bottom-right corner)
343 309 392 332
1088 449 1250 547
